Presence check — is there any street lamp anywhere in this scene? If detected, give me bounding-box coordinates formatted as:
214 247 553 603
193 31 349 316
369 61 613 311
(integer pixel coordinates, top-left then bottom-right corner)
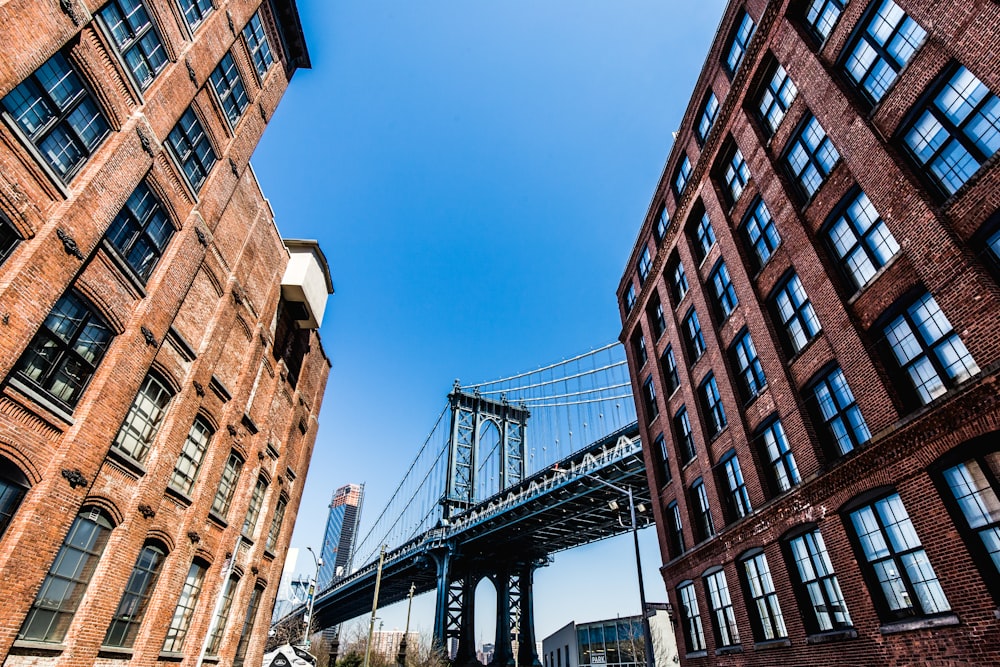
581 472 655 667
303 546 323 648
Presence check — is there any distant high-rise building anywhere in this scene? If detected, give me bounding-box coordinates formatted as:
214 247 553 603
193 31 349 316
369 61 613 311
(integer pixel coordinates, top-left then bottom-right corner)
318 483 365 588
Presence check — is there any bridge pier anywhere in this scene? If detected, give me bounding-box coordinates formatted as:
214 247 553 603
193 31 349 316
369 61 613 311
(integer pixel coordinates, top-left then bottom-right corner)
516 562 542 667
454 574 480 667
489 569 515 667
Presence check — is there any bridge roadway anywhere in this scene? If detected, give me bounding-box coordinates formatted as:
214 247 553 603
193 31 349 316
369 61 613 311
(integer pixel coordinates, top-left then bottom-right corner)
311 421 647 630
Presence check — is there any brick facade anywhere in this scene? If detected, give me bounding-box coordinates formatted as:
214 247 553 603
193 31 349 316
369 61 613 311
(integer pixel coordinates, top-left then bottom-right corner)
618 0 1000 664
0 1 329 666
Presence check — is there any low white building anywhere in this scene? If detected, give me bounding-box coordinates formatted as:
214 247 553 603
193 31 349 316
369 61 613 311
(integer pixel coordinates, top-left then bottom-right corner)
541 606 677 667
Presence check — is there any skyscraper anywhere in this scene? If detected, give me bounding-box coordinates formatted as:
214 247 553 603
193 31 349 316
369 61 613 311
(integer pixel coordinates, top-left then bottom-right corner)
318 483 365 588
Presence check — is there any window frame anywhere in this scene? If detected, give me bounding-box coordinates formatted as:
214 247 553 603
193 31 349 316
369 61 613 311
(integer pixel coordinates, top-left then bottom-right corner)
841 0 927 106
783 525 853 634
0 211 22 267
696 92 719 146
655 205 670 242
756 61 797 136
96 0 168 92
178 0 214 32
660 345 681 396
718 450 752 523
162 560 208 652
708 260 739 321
1 50 111 182
690 478 716 542
801 0 848 43
165 105 218 194
103 541 167 648
648 293 666 340
755 416 800 496
677 581 707 653
698 373 727 439
824 188 900 291
211 451 244 518
682 308 707 361
210 52 250 127
641 375 658 423
783 113 840 202
704 567 741 647
725 9 755 76
741 198 781 271
170 416 214 496
691 210 717 263
739 549 788 641
104 179 176 283
674 155 692 196
674 407 697 464
111 371 174 463
720 144 750 206
631 330 648 369
729 329 766 402
667 500 686 557
770 272 821 355
654 432 672 485
242 11 275 81
810 365 872 457
0 457 28 541
669 256 690 305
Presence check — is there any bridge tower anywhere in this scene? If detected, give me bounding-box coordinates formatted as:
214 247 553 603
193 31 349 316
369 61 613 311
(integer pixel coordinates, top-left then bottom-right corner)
434 384 541 667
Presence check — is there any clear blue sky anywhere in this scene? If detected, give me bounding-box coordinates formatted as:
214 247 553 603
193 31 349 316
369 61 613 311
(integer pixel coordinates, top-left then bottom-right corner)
252 0 727 644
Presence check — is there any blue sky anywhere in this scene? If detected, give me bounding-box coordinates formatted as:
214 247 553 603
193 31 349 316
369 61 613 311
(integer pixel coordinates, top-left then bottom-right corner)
252 0 727 643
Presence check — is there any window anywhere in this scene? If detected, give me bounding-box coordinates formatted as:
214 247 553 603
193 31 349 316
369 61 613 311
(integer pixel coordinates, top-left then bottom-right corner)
757 63 797 135
656 205 670 241
212 452 244 518
691 478 716 541
631 331 648 368
670 258 689 304
242 476 268 537
655 433 672 484
674 155 692 195
709 261 739 320
14 290 115 409
675 407 697 463
812 366 871 456
741 551 787 641
210 53 250 125
720 452 752 522
903 66 1000 196
677 582 707 652
178 0 213 30
742 198 780 269
785 114 839 200
884 292 979 405
233 583 265 666
848 493 950 619
661 346 680 395
167 107 217 193
757 418 800 494
112 372 173 462
206 573 239 654
624 282 637 314
0 458 28 540
162 560 207 652
667 501 686 556
648 294 666 340
989 228 1000 267
696 93 719 145
787 528 852 632
726 10 755 74
730 330 766 401
772 273 821 354
704 569 740 647
1 51 110 180
19 508 114 642
844 0 926 104
243 11 275 78
170 417 213 495
638 245 652 285
692 211 717 262
641 375 658 422
803 0 848 41
104 543 166 647
105 180 175 282
682 309 706 360
827 190 899 290
722 147 750 204
98 0 167 91
266 494 288 552
699 374 727 438
0 213 21 266
939 450 1000 583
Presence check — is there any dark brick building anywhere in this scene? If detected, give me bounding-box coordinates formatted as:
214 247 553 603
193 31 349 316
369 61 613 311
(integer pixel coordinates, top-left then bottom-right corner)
0 1 332 666
617 0 1000 664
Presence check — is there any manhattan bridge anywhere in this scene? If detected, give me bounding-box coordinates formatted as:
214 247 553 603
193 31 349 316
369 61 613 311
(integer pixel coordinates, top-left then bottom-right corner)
295 343 651 667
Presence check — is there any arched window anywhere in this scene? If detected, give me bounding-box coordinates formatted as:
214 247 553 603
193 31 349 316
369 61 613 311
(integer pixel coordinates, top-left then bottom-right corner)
0 456 28 540
104 541 167 647
19 507 114 642
162 559 208 652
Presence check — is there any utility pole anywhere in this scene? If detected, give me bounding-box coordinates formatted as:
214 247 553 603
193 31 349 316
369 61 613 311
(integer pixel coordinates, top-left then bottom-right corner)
397 583 416 667
363 545 388 667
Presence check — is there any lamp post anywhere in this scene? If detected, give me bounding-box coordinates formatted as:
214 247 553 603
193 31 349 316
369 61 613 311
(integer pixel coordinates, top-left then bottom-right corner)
397 583 416 667
303 546 323 649
363 545 388 667
581 472 655 667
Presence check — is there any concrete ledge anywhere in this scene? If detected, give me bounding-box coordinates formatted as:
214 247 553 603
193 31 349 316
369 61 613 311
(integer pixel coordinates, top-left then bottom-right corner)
11 640 64 654
754 638 792 651
879 613 960 635
806 628 858 645
685 650 708 660
715 645 743 655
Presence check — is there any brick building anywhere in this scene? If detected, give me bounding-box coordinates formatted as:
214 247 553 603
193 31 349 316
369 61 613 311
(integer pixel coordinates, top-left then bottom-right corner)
617 0 1000 664
0 1 331 666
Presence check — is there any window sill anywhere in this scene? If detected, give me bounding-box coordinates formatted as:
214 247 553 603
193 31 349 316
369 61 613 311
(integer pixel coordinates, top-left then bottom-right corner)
98 646 134 658
159 652 185 662
11 639 65 654
164 484 193 506
879 613 960 635
685 650 707 660
805 628 857 645
202 656 220 664
263 548 276 561
845 253 901 306
785 334 822 366
754 638 791 651
208 511 229 528
105 447 147 478
5 376 75 425
715 645 743 656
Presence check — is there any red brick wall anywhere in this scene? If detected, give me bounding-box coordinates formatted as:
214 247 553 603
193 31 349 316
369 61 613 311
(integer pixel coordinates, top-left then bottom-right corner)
619 0 1000 664
0 2 328 666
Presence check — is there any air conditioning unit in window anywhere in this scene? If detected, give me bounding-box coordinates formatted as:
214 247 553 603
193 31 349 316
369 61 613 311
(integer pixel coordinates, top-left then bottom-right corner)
280 239 334 330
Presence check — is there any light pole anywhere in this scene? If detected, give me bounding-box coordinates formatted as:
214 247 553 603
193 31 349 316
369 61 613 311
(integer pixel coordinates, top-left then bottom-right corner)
363 545 388 667
581 472 655 667
397 582 416 667
303 546 323 649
